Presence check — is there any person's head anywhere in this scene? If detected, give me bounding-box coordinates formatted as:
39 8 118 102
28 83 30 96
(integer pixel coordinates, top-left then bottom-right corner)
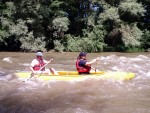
36 50 43 59
78 52 87 59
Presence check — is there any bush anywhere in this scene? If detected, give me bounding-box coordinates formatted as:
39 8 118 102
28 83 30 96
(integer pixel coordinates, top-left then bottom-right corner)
54 40 65 52
125 46 145 52
141 30 150 50
64 25 106 52
20 32 46 52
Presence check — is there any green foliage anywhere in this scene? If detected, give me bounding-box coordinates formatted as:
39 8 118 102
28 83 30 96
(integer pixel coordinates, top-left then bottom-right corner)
53 17 70 31
99 7 120 24
54 40 65 52
52 17 70 37
2 2 16 18
95 0 146 51
119 0 145 15
64 25 106 52
119 0 145 22
0 26 10 44
50 1 64 9
141 30 150 49
65 36 99 52
125 46 145 52
63 35 82 52
120 23 143 47
0 0 149 52
9 19 28 37
104 0 122 6
0 1 18 49
19 32 46 51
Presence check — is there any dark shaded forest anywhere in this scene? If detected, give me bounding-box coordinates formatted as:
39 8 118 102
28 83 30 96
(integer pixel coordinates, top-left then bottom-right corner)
0 0 150 52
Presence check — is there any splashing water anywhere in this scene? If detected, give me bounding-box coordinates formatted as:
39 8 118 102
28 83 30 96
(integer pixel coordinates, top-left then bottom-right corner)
0 52 150 113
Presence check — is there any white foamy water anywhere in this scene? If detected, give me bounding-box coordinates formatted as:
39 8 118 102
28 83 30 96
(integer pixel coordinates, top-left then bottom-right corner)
2 57 13 63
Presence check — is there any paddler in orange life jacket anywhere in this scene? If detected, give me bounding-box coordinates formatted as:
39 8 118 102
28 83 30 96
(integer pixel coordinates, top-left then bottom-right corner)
76 52 99 74
29 50 58 75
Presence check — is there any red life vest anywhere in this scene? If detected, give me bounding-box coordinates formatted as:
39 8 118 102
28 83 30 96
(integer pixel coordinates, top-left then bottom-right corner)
33 59 45 71
76 59 91 73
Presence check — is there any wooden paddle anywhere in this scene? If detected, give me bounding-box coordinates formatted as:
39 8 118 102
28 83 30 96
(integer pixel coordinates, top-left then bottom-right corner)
22 59 53 82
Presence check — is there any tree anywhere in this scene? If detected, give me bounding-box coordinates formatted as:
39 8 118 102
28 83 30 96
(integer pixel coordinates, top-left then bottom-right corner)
93 0 146 51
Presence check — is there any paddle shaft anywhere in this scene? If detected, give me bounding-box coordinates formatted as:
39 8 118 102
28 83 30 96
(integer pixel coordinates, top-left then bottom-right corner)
38 59 53 71
90 57 100 73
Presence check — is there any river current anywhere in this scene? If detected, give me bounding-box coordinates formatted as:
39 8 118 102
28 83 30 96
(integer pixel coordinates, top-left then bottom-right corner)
0 52 150 113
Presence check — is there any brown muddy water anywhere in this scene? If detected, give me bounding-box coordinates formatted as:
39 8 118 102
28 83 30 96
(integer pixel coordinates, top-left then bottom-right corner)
0 52 150 113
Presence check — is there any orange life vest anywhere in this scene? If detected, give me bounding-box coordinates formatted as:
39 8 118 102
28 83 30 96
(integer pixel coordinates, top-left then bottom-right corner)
76 59 91 73
33 59 45 71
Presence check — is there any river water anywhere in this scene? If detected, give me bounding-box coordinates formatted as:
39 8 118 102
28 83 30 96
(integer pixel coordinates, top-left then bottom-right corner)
0 52 150 113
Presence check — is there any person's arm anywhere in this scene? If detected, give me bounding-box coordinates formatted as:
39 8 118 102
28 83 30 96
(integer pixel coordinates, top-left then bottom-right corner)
29 59 36 74
86 57 99 66
29 66 35 74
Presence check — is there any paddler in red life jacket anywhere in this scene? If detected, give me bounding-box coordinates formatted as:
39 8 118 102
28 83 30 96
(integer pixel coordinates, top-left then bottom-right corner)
29 50 58 75
76 52 99 74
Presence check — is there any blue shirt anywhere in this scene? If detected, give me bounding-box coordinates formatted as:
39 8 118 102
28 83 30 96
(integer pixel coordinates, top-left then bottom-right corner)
78 59 86 67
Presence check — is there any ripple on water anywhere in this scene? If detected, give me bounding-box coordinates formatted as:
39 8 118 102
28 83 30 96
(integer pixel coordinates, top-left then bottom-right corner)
0 52 150 113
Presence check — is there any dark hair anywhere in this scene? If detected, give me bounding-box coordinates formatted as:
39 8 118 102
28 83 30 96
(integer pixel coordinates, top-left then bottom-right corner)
79 52 87 57
36 50 43 53
77 52 87 59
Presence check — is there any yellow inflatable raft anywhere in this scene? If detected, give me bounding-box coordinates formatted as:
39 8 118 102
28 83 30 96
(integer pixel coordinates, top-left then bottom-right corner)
15 71 135 81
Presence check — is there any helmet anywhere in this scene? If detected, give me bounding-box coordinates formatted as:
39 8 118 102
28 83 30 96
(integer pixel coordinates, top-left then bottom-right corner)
36 52 43 56
79 52 87 57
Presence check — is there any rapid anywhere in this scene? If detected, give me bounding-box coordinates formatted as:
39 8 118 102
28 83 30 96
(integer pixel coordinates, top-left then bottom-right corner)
0 52 150 113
